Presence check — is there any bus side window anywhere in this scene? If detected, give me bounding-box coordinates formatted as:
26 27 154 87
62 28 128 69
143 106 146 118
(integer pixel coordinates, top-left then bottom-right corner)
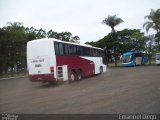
101 50 104 57
99 50 103 57
81 47 85 56
87 47 90 56
85 47 89 56
64 44 68 55
80 46 83 56
68 44 73 55
54 42 59 55
84 47 87 56
73 45 77 55
76 46 81 55
87 48 90 56
92 49 95 57
95 50 98 57
59 43 64 55
98 50 101 57
89 48 93 56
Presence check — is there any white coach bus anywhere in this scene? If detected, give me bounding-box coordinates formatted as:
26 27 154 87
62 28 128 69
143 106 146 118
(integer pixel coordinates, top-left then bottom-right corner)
27 38 107 83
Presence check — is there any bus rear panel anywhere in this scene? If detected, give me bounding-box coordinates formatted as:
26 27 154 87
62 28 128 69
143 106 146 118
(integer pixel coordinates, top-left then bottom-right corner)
27 39 56 82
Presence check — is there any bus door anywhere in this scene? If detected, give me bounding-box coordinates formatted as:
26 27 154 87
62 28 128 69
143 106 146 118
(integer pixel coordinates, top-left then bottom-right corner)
134 54 143 65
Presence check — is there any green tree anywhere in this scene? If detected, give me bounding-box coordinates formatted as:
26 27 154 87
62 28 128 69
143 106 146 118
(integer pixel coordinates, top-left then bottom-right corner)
0 22 27 76
102 15 124 66
47 30 79 42
85 41 95 46
86 29 147 65
36 28 46 39
143 9 160 51
25 27 37 40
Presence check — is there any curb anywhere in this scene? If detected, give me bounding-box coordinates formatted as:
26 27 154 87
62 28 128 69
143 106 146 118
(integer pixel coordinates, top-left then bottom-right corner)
0 76 27 81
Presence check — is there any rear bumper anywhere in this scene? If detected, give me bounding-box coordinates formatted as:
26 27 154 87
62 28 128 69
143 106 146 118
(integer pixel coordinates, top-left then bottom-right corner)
28 74 55 82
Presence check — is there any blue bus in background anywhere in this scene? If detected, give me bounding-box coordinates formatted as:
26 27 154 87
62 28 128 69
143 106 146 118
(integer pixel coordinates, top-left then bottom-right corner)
121 52 148 67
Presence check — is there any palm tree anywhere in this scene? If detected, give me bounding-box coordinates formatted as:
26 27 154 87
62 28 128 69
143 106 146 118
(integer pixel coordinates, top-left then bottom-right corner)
102 15 124 66
102 15 124 33
143 9 160 49
6 22 25 32
143 9 160 33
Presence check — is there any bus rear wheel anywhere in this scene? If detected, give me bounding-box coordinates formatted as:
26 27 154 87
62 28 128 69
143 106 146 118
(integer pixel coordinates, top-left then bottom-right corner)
77 70 82 80
69 71 76 83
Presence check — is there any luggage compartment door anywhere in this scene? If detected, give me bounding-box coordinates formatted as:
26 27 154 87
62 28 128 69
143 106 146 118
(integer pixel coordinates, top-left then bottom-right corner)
63 65 68 81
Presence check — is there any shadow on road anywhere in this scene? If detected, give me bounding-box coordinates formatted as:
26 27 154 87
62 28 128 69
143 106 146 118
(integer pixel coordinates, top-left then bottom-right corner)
36 82 63 88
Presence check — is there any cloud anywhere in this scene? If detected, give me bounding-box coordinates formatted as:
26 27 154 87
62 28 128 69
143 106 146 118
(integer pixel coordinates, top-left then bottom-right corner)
0 0 160 43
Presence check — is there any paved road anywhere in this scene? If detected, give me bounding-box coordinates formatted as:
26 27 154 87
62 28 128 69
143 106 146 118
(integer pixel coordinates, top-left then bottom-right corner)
0 66 160 113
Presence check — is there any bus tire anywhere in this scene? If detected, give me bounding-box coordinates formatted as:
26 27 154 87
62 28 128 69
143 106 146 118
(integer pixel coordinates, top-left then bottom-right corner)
77 70 82 80
100 66 103 74
69 71 76 83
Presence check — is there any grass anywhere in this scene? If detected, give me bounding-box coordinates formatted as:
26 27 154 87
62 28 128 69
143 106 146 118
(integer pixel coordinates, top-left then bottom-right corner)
0 59 157 78
108 62 122 67
0 72 27 79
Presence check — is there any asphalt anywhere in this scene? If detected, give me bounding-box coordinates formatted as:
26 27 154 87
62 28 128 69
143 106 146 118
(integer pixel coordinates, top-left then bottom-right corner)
0 65 160 113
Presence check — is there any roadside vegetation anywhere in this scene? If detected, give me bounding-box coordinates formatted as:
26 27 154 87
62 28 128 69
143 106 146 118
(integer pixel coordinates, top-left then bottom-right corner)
0 8 160 77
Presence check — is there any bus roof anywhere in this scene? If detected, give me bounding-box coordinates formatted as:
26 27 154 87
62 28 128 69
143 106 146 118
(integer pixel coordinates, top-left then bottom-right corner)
122 51 141 56
28 38 103 50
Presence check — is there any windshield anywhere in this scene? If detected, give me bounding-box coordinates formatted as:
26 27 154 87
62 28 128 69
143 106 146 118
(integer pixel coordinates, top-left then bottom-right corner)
156 54 160 60
122 55 132 63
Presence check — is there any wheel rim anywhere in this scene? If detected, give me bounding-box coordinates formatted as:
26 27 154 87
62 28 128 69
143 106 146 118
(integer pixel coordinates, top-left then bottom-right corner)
78 73 82 80
71 73 75 81
77 70 82 80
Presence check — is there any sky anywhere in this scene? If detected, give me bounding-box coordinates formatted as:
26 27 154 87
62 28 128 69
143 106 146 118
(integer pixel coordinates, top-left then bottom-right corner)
0 0 160 43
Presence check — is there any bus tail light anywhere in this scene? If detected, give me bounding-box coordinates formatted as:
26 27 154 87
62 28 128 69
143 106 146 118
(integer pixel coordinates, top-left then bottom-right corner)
50 66 54 74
